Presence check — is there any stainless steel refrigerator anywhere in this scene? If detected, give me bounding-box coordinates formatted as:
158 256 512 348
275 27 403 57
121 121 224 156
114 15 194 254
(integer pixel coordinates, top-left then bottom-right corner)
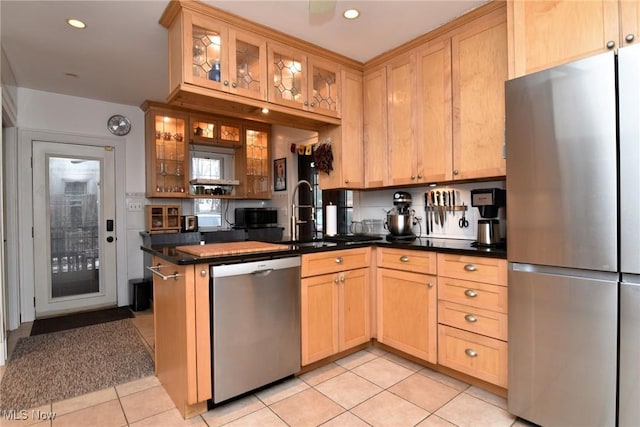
506 43 640 426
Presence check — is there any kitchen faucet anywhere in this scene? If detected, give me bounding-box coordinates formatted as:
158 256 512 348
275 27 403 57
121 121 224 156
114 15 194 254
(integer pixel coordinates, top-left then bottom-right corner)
290 180 315 241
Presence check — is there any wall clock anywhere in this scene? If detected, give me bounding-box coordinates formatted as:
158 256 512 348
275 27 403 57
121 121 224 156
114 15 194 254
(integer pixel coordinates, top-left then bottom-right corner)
107 114 131 136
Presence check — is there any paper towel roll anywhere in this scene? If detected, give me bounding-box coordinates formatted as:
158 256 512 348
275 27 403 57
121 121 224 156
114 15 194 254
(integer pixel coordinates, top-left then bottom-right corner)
326 204 337 236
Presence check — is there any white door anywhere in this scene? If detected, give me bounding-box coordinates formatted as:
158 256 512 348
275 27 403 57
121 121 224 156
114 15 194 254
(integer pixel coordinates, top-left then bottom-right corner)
32 141 117 317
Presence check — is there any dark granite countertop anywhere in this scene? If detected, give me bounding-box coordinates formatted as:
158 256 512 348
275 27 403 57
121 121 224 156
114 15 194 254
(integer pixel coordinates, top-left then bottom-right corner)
141 235 506 266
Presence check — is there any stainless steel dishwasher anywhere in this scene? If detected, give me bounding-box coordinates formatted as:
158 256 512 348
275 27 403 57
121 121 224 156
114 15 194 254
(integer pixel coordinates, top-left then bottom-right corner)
209 256 301 404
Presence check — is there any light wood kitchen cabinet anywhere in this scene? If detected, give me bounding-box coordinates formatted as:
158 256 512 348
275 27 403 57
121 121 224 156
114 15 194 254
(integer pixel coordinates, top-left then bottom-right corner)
318 69 364 190
437 253 508 388
508 0 639 78
387 53 419 186
363 3 506 187
151 257 211 418
376 248 438 363
267 42 341 119
301 248 371 365
165 6 267 101
143 104 190 198
189 114 243 148
146 205 181 233
451 7 507 181
363 67 389 188
414 38 453 183
241 124 271 199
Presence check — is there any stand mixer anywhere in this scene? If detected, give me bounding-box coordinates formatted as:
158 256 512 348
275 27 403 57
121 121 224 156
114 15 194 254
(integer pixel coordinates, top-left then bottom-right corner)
385 191 417 242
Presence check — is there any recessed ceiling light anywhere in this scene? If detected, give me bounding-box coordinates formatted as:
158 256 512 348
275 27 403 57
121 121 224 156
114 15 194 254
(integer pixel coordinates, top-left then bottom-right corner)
66 18 86 29
343 9 359 19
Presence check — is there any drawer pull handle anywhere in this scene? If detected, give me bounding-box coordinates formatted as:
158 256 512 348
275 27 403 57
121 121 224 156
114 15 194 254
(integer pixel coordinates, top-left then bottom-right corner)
335 257 344 264
465 348 478 358
400 256 410 263
464 264 477 272
464 289 478 298
465 314 477 323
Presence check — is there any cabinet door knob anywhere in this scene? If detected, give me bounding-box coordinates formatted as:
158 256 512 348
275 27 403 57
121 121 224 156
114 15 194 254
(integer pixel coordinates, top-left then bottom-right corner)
464 289 478 298
223 80 229 86
310 102 316 107
400 255 410 262
626 34 635 43
200 269 207 277
411 175 416 180
465 348 478 358
464 314 477 323
606 40 616 49
231 82 238 88
335 257 344 264
344 179 349 184
339 275 345 283
453 169 459 175
417 174 423 179
464 264 477 271
304 101 309 106
428 282 434 288
334 277 339 284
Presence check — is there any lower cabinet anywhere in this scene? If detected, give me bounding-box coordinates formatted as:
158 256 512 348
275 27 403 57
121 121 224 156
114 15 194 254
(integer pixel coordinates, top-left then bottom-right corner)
436 253 508 388
301 248 371 366
151 257 211 418
376 248 438 364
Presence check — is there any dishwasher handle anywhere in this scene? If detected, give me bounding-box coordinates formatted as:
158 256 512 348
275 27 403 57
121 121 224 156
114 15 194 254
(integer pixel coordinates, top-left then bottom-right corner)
251 268 274 277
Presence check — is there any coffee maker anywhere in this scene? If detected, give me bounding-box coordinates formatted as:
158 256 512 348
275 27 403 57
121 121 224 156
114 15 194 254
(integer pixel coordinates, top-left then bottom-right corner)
385 191 416 242
470 188 506 246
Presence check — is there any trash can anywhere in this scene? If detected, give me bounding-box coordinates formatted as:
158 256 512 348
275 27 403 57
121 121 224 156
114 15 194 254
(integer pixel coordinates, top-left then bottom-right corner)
130 279 151 311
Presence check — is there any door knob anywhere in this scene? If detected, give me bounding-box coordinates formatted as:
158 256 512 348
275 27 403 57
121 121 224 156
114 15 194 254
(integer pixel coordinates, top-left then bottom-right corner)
106 236 114 243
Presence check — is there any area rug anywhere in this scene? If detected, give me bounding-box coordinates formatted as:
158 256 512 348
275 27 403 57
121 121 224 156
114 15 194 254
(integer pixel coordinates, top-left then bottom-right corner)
30 306 134 336
0 319 154 411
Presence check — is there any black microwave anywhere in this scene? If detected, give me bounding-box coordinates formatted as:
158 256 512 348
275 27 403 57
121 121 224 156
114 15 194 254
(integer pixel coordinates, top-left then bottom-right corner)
234 208 278 228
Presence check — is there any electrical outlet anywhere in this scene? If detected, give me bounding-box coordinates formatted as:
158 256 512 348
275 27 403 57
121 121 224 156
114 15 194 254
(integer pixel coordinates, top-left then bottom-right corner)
127 201 143 212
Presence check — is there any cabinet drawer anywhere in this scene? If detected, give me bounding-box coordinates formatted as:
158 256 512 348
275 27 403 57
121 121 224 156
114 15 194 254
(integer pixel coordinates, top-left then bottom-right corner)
438 300 507 341
377 248 437 275
302 248 370 277
438 325 507 388
439 277 507 313
437 254 507 286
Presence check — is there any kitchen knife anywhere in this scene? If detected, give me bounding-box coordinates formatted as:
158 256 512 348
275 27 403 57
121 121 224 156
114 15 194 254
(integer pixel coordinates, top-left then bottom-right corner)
436 191 443 226
442 191 447 224
424 193 430 235
430 191 435 230
451 190 455 217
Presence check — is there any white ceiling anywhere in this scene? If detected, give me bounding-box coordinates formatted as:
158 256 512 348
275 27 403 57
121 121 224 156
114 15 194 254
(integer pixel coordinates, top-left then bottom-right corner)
1 0 488 108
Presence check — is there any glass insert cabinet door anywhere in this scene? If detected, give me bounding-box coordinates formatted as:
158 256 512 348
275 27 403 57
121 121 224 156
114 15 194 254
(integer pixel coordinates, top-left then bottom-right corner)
268 43 308 110
245 127 270 199
189 14 267 101
151 113 188 196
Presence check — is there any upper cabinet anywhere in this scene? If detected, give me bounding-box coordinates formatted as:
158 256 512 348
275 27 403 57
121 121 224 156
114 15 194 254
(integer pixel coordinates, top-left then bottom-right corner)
363 67 389 188
142 101 272 200
363 2 507 188
451 7 508 180
160 1 357 130
318 69 364 190
184 12 268 101
268 43 341 118
508 0 639 77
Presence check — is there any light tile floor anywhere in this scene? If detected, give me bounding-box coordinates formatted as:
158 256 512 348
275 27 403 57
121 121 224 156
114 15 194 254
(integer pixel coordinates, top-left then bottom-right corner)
1 310 535 427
